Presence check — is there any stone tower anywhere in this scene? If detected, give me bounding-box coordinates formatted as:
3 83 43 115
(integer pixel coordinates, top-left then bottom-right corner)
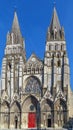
2 12 26 97
0 7 73 129
44 7 73 127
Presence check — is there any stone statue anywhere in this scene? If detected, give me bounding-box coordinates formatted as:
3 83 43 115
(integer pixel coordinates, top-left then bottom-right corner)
54 27 57 40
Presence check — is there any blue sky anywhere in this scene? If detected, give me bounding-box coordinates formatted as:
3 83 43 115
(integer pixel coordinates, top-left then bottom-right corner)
0 0 73 90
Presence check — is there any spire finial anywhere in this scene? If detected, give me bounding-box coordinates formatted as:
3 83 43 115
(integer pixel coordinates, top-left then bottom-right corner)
53 1 56 8
11 10 21 36
13 0 17 12
14 5 17 12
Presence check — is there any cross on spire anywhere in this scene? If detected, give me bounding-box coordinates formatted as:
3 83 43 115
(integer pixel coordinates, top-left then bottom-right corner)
53 1 56 7
14 5 17 12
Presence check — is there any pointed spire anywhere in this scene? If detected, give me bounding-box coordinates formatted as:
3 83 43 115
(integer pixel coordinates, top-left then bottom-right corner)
47 7 65 41
11 11 21 36
9 11 25 45
50 7 61 31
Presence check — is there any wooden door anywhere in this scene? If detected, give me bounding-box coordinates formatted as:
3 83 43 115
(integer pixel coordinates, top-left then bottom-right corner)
28 112 36 128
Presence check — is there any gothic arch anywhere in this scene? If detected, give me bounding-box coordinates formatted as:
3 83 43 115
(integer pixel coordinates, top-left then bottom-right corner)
10 101 21 128
54 99 67 127
1 101 9 114
22 95 39 128
1 100 9 108
1 101 9 128
24 76 42 94
11 101 21 112
40 98 53 111
24 76 42 86
40 99 54 127
22 95 38 112
54 98 67 111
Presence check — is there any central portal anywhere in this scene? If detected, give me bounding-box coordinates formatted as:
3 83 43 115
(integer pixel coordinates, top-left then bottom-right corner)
28 112 36 128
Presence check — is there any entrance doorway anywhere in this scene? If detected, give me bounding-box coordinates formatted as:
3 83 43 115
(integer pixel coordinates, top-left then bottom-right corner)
15 116 18 128
28 112 36 128
47 119 51 127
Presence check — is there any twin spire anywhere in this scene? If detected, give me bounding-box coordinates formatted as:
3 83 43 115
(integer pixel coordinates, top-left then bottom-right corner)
12 7 60 38
6 7 65 45
12 7 61 37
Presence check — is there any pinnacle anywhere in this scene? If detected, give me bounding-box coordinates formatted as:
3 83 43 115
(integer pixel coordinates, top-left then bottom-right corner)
50 7 61 31
11 11 21 36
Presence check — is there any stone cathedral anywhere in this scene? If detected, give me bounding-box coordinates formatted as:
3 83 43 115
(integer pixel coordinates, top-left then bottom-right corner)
0 7 73 128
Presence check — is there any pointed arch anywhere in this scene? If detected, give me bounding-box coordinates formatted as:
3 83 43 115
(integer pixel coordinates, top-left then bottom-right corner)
24 75 42 87
40 98 54 128
54 98 67 126
1 100 9 112
1 101 9 128
22 95 39 112
24 76 42 94
40 98 53 112
10 101 21 128
10 101 21 112
22 95 39 128
60 98 67 110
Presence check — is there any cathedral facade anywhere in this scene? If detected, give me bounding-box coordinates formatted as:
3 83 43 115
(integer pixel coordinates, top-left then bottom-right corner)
0 7 73 128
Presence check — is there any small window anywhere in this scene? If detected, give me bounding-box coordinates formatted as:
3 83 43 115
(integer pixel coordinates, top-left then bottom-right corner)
8 62 11 70
49 45 51 50
57 60 61 67
61 45 62 50
57 53 60 58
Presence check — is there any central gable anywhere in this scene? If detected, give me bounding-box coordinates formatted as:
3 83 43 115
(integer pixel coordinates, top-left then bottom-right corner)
24 53 43 71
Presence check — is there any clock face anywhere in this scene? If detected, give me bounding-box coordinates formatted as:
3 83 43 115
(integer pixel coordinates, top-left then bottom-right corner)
25 77 41 94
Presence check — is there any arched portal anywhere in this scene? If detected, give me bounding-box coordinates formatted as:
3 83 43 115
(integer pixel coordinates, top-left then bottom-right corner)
60 99 67 125
22 95 39 128
1 101 9 128
10 101 21 128
54 99 67 127
41 99 53 128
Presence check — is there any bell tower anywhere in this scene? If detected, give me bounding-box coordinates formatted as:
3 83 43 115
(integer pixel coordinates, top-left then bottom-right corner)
1 12 26 98
44 7 70 95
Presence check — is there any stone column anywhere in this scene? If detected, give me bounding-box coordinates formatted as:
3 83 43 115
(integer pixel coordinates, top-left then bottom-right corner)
10 57 14 98
53 62 57 88
2 58 7 90
19 56 23 90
